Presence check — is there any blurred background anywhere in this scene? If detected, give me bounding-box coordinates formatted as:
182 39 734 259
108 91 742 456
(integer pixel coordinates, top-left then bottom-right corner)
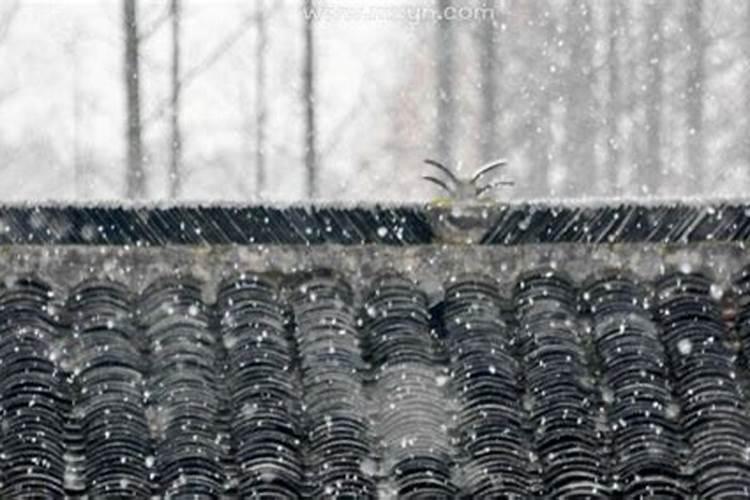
0 0 747 203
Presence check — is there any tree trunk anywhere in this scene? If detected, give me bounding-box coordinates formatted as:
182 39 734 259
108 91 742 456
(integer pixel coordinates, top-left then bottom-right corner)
436 0 455 166
605 0 622 195
526 1 552 198
123 0 145 199
624 2 645 196
478 0 498 162
685 0 705 194
68 32 85 198
168 0 181 199
302 0 317 198
563 0 595 198
746 3 750 183
255 0 267 199
643 0 664 196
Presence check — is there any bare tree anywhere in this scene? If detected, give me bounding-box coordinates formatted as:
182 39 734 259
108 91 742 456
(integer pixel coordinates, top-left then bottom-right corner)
435 0 455 166
685 0 705 192
143 10 258 127
513 0 552 198
255 0 267 198
624 2 645 194
302 0 317 198
168 0 181 199
605 0 623 195
123 0 145 199
0 1 20 105
643 0 665 195
562 0 596 197
478 0 499 161
0 0 18 43
64 27 88 198
746 3 750 175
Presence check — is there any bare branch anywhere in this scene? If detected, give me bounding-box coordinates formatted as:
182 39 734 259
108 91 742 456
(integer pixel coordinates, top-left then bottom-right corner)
144 9 257 127
471 159 507 184
0 0 20 44
422 175 453 193
138 1 171 42
181 17 255 84
0 87 17 108
476 180 514 196
424 159 460 185
321 91 369 158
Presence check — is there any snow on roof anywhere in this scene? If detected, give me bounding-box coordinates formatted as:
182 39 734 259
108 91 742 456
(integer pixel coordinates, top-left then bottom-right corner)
2 204 750 497
3 265 750 497
0 202 748 245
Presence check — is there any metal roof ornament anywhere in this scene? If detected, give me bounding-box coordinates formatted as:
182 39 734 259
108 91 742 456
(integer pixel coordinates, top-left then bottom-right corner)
422 158 514 204
422 158 513 243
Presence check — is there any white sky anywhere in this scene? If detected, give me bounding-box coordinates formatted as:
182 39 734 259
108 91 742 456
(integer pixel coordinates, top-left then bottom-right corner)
0 0 432 202
1 0 748 203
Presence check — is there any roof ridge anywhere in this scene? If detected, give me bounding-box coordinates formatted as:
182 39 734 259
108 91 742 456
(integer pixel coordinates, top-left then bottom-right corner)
0 203 746 245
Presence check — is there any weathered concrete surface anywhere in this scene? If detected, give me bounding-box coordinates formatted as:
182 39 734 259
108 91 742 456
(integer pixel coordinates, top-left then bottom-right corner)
0 242 747 301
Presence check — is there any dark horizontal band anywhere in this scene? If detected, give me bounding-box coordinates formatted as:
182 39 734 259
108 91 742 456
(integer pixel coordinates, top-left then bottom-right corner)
0 203 746 245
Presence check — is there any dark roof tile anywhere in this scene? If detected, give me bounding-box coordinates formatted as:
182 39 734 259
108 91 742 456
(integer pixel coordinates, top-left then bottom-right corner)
1 203 750 497
3 265 748 497
2 203 750 245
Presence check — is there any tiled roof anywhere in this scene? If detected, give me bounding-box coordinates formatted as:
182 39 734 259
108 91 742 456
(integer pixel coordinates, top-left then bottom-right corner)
2 264 750 498
1 202 750 245
2 204 750 498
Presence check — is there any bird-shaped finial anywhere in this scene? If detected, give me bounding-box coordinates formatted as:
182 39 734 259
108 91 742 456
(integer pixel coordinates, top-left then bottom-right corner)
422 158 513 203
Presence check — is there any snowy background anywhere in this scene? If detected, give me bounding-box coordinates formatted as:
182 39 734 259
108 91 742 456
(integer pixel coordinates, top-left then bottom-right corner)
0 0 747 203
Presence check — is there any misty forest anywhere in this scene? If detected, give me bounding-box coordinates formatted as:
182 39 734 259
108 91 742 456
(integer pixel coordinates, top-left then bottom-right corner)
0 0 746 203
